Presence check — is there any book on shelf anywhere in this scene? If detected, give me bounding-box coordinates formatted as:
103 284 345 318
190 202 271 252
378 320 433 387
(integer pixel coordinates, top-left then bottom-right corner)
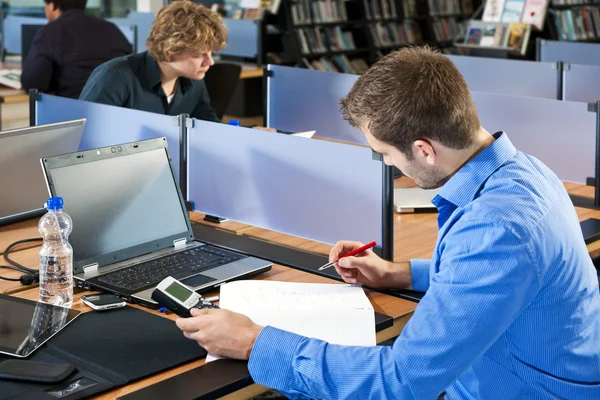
482 0 548 29
297 26 356 55
507 21 531 53
0 69 22 90
368 21 424 47
460 20 531 54
428 0 462 16
302 55 369 74
432 17 464 41
552 8 600 40
363 0 398 20
291 0 348 25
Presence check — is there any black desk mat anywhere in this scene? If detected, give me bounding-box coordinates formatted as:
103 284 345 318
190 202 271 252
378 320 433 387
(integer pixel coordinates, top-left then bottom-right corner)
0 307 206 400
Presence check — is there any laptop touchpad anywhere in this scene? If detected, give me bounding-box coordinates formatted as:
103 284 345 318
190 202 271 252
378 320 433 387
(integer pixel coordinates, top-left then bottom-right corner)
181 274 216 288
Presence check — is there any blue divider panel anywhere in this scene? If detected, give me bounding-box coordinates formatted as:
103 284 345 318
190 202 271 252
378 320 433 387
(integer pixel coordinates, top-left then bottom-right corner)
123 12 154 53
106 19 137 47
3 15 46 54
473 91 595 184
266 65 364 145
221 19 258 58
563 63 600 103
446 55 559 99
188 119 383 246
539 39 600 66
36 94 182 179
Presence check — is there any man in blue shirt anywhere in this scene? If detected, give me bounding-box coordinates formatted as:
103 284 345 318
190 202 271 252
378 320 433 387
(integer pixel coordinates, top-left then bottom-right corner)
176 47 600 399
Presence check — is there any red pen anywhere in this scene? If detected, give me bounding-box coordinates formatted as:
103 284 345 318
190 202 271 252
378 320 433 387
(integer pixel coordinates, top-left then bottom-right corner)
318 241 377 271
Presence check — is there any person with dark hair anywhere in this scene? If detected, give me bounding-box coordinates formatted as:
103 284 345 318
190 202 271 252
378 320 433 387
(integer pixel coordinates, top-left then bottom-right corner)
20 0 131 99
175 46 600 399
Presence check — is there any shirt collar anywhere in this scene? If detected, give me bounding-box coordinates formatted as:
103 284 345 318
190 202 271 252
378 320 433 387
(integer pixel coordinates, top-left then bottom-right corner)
144 52 193 95
434 132 517 208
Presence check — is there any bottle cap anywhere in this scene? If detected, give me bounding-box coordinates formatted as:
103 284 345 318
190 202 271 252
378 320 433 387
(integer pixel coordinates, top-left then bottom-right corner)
46 197 64 211
228 120 240 126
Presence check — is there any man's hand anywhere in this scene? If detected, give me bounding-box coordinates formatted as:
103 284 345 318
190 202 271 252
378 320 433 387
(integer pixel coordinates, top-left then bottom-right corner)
330 241 412 289
176 308 264 360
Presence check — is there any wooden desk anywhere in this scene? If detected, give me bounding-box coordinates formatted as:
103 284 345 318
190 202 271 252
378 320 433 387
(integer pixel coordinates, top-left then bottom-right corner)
3 182 600 399
240 65 263 80
9 246 415 400
0 61 28 129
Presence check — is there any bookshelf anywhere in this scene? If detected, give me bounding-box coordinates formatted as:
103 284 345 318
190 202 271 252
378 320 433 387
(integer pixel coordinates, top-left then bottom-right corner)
546 2 600 42
274 0 479 74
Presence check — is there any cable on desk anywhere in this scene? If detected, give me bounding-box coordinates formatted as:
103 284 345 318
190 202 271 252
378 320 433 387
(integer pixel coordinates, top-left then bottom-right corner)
0 238 43 285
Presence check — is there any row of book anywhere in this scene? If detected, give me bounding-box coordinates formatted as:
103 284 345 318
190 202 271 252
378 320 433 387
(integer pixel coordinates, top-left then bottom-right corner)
363 0 398 20
403 0 419 18
552 7 600 40
367 21 424 47
551 0 600 5
432 17 465 40
482 0 548 30
427 0 462 15
290 0 349 25
462 21 531 54
297 26 357 54
302 55 370 73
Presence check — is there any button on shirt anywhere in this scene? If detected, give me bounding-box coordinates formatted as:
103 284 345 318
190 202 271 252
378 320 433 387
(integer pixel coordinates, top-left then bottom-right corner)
248 132 600 399
21 9 131 99
79 51 219 122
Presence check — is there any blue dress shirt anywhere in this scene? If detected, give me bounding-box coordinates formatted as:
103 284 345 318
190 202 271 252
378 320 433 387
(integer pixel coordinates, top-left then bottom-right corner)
248 132 600 399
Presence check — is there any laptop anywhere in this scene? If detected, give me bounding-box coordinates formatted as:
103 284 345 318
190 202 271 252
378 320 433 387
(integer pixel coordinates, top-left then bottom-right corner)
393 187 440 213
0 119 86 226
41 137 273 308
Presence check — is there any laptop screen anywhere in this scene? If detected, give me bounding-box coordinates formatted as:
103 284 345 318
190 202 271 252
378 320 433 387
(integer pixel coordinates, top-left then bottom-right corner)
46 143 190 270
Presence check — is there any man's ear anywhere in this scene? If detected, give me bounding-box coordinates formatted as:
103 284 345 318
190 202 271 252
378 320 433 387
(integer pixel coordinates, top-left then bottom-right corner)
413 139 436 165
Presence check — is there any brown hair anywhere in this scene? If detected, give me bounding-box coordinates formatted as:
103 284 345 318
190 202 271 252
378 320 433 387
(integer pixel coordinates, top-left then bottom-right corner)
146 0 227 62
340 46 480 158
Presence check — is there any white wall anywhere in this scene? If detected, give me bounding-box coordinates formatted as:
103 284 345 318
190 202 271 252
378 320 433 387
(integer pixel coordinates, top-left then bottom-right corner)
136 0 163 13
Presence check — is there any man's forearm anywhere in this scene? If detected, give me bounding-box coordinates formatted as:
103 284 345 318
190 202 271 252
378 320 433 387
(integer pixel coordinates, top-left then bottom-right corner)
383 261 414 290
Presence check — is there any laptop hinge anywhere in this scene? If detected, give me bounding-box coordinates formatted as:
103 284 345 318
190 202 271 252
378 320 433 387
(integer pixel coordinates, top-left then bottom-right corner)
83 263 99 274
173 238 187 250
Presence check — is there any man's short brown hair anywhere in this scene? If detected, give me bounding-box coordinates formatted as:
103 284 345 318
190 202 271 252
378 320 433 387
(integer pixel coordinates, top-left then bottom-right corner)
340 46 480 158
146 0 227 62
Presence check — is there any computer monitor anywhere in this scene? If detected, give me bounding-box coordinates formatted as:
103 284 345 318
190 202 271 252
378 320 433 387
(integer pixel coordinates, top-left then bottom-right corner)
21 24 44 61
0 119 86 226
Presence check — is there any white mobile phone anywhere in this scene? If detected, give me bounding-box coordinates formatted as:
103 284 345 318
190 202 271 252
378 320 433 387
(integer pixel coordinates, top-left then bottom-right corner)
81 294 126 311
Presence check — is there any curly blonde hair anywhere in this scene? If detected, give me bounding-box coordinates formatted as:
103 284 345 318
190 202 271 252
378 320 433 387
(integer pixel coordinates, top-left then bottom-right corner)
146 0 227 62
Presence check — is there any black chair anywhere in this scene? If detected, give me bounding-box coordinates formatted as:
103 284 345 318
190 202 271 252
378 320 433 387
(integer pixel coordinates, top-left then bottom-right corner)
204 62 242 120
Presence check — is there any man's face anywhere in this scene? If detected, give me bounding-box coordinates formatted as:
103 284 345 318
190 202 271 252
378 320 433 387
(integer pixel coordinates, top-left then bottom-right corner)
169 51 215 80
362 126 448 190
44 2 60 22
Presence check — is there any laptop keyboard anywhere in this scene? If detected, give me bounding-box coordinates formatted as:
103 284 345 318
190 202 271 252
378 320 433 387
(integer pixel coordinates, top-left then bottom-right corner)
97 246 245 293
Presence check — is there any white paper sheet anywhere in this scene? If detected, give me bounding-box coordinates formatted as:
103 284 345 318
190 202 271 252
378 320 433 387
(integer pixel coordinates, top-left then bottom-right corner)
291 130 316 139
206 281 375 362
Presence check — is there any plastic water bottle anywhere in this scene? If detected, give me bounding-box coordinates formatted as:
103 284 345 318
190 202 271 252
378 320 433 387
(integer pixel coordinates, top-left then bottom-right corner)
39 197 73 308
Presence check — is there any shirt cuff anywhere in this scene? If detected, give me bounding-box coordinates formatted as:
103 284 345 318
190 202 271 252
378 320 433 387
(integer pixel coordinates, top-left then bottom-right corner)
248 326 305 390
410 259 431 292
